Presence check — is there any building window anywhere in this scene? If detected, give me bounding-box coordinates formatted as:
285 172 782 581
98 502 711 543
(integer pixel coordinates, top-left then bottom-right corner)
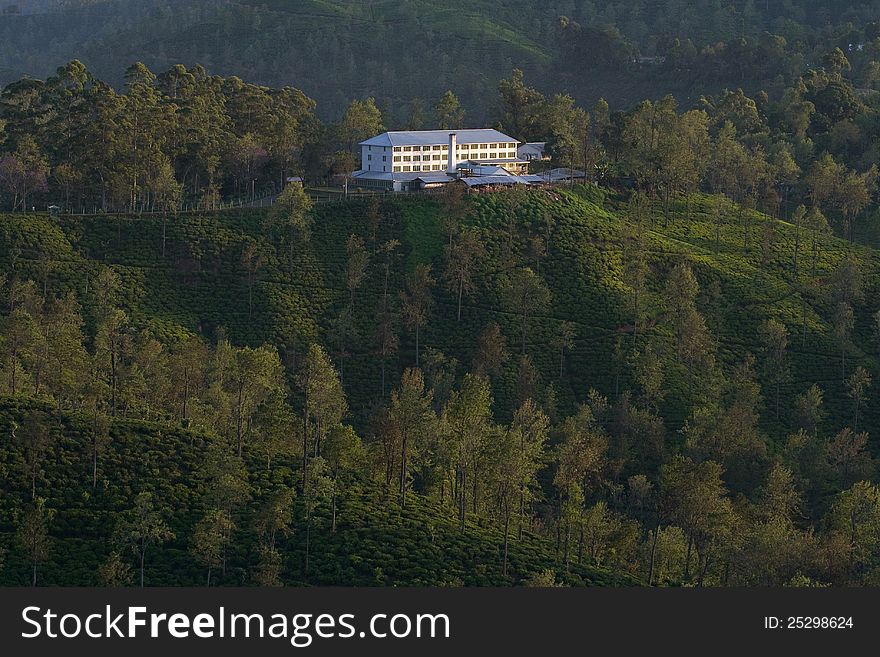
404 146 412 151
441 144 448 150
413 165 421 171
433 145 441 150
413 155 421 161
460 144 469 150
393 147 402 152
393 166 401 172
368 146 372 151
480 144 488 149
490 143 497 148
367 155 372 161
480 153 488 159
432 164 441 170
393 156 401 162
382 156 387 161
403 165 411 171
433 154 441 161
403 156 411 162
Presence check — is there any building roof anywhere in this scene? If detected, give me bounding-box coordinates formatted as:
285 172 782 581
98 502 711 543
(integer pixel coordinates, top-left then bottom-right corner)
460 175 531 187
361 129 518 148
415 173 455 184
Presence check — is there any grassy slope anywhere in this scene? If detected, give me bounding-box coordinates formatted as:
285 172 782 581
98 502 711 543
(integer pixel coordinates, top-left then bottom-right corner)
0 187 877 432
0 398 631 586
1 187 878 584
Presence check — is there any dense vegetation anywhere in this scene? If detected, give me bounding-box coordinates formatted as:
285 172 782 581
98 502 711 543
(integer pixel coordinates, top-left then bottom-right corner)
5 1 880 117
1 0 880 589
1 182 878 587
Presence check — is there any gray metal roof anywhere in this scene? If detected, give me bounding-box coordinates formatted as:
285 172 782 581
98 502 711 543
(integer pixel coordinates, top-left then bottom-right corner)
361 129 518 148
460 175 530 187
415 173 455 183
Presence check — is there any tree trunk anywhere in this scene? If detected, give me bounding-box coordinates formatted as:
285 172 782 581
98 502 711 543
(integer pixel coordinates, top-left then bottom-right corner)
399 431 408 507
502 511 510 576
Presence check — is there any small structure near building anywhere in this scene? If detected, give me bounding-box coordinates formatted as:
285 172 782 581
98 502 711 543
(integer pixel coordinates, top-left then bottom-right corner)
517 142 549 162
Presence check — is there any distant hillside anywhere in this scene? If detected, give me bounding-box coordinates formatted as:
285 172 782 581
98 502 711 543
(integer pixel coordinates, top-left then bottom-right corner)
3 0 880 121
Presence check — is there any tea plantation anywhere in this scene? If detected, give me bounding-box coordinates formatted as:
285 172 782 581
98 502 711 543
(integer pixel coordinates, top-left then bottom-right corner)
0 185 878 586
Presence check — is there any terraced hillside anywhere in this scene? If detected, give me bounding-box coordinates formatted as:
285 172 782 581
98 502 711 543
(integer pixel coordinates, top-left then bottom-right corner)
1 186 878 586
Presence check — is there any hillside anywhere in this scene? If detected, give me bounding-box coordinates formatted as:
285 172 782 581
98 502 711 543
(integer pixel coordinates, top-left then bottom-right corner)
1 187 879 586
2 0 880 121
0 398 630 586
2 188 876 433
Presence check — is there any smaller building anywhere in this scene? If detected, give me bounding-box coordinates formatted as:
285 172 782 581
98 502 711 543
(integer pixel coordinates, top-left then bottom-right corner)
517 142 549 162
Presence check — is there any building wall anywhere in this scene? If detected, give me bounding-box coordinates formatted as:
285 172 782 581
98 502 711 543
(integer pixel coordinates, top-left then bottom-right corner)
359 135 520 174
361 144 393 173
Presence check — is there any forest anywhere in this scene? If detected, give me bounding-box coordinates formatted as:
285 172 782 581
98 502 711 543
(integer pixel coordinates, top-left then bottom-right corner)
6 1 880 120
0 1 880 588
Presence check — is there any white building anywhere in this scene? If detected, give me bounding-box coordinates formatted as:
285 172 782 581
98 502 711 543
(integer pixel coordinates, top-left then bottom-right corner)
352 128 530 192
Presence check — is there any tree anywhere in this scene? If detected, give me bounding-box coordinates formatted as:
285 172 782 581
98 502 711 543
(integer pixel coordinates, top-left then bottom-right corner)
510 399 549 540
229 345 284 456
826 482 880 584
400 264 434 367
15 412 54 501
794 384 824 436
345 234 369 314
338 97 384 153
434 90 464 129
846 367 871 433
322 425 363 530
444 373 494 531
805 207 829 275
1 306 39 396
827 428 875 489
256 487 296 553
269 183 313 271
554 406 608 566
389 368 435 507
98 551 132 587
240 242 265 321
251 392 296 471
94 307 131 417
17 498 52 586
297 344 346 492
190 509 234 586
552 321 576 379
660 456 735 586
472 322 507 378
443 229 485 322
501 267 550 355
114 492 174 587
0 134 48 211
760 319 789 419
833 301 854 380
497 69 544 141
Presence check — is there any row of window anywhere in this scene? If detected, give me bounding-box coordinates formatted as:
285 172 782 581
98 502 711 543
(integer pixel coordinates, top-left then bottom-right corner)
391 142 517 152
393 165 446 172
392 152 516 162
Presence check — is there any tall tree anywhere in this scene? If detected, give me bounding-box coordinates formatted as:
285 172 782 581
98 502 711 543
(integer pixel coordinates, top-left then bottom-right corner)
17 498 52 586
400 264 434 368
434 90 465 130
501 267 550 355
114 492 174 587
389 368 435 507
443 229 485 322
